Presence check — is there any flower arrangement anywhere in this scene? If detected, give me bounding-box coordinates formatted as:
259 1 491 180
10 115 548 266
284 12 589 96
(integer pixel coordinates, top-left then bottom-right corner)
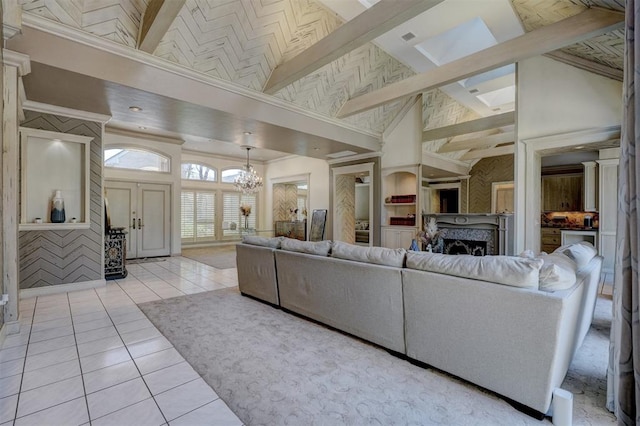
416 217 447 248
240 204 252 229
289 207 298 221
240 204 252 217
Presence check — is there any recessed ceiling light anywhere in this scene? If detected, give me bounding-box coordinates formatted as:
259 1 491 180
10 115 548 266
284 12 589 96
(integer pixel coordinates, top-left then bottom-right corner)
469 89 479 94
138 126 147 130
243 131 252 135
129 106 142 112
574 145 585 150
313 147 320 151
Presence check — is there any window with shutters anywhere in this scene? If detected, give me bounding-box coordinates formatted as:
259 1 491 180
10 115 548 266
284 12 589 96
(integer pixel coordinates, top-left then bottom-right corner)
181 190 216 243
181 163 217 181
223 192 256 237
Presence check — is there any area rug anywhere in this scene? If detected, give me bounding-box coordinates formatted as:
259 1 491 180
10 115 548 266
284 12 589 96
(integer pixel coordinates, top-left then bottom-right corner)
180 245 237 269
138 288 616 425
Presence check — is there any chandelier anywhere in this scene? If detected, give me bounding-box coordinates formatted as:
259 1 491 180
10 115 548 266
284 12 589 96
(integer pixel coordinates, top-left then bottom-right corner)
234 146 263 194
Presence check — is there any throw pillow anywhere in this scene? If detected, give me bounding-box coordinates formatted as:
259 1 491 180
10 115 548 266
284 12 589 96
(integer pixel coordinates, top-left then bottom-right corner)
242 235 283 249
554 242 597 270
406 252 544 289
538 252 578 291
280 238 331 256
331 241 406 267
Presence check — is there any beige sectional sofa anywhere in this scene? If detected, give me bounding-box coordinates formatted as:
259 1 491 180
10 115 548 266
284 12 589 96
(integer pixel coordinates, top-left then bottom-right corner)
236 236 603 421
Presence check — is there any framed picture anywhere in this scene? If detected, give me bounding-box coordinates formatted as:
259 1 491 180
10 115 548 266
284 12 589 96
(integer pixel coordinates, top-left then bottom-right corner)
309 209 327 241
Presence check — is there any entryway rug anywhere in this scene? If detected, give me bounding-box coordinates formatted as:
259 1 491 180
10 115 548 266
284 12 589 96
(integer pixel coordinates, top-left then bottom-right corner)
138 288 615 425
180 245 237 269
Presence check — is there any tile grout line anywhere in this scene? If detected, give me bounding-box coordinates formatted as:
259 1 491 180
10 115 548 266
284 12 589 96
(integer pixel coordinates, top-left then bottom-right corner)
12 295 38 424
95 278 171 425
66 291 92 426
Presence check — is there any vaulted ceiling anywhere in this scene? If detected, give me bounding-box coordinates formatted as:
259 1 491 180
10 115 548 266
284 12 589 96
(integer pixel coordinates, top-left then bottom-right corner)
13 0 625 166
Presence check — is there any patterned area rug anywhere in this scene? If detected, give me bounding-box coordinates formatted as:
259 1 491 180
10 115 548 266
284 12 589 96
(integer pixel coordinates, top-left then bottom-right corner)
180 245 237 269
139 288 615 425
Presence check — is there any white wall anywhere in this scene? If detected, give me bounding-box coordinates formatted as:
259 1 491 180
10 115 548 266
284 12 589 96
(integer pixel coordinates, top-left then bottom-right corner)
515 56 623 252
518 56 622 140
381 99 423 168
263 156 330 235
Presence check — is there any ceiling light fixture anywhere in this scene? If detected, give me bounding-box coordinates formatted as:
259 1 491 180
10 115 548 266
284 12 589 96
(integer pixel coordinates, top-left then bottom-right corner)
129 106 143 112
234 146 263 194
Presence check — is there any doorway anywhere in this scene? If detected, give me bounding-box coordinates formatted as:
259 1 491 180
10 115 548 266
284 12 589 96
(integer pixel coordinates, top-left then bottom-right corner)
105 181 171 259
332 163 374 246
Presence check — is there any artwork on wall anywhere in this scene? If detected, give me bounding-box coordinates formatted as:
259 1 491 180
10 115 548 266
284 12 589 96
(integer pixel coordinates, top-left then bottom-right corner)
309 209 327 241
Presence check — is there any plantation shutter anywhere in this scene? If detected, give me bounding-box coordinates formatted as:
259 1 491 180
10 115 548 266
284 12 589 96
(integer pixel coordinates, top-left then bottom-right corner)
181 190 216 243
223 192 257 236
181 191 195 241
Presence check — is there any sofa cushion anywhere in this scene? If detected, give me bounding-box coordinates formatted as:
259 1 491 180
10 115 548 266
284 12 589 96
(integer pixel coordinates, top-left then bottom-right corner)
280 238 331 256
405 252 544 289
242 235 283 249
538 252 578 291
331 241 406 267
554 242 597 270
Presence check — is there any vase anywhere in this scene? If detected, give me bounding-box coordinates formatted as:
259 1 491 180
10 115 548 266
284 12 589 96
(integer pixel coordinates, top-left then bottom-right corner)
50 190 66 223
409 239 420 251
244 216 249 230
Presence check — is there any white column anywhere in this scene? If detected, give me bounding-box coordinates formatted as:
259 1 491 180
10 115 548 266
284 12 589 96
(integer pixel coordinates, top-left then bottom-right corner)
2 50 31 334
582 161 597 212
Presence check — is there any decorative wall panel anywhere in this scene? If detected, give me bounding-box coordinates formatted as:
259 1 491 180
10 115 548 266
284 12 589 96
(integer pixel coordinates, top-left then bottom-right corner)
468 154 514 214
335 175 355 244
19 111 103 288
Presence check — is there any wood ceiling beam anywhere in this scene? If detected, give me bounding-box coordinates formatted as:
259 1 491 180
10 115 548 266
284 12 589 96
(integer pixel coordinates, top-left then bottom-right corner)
438 131 515 153
459 145 514 161
263 0 444 95
544 50 623 81
137 0 185 53
422 112 514 142
337 7 624 118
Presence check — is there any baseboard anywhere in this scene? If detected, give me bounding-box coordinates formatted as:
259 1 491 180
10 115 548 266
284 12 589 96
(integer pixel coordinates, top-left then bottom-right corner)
20 279 106 299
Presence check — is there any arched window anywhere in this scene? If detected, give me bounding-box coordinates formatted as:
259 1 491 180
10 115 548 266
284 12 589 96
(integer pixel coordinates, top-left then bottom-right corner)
104 148 170 172
181 163 217 181
221 168 243 183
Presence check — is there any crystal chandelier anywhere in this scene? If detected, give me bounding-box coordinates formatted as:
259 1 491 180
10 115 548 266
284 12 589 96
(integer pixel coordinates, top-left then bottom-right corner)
234 146 263 194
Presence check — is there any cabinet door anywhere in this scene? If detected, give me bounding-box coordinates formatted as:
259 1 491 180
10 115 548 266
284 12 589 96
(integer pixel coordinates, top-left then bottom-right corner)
398 229 415 250
542 177 561 211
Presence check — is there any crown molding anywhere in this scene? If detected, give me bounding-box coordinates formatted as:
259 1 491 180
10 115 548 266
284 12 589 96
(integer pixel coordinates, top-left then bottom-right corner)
327 151 382 165
3 50 31 76
23 100 112 123
21 13 381 140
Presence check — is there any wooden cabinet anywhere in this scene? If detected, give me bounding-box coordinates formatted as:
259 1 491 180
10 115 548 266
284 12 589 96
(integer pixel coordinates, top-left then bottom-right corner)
541 174 583 211
382 226 415 250
540 227 561 253
582 161 598 212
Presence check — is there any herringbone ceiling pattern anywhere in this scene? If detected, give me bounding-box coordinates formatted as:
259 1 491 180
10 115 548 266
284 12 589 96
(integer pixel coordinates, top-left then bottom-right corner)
18 0 626 137
512 0 624 71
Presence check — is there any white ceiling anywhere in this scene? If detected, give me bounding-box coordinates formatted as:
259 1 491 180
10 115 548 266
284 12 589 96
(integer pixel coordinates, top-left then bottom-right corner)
318 0 524 116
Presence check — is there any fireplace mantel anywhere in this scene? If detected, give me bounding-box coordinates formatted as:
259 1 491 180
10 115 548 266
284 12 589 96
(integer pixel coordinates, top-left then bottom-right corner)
423 214 515 255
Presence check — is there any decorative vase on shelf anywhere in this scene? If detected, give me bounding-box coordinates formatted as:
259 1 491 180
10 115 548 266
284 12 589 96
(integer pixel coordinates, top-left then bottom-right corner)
50 190 66 223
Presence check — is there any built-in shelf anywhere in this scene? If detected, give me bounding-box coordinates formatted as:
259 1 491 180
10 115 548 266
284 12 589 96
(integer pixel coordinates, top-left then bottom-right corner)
384 202 416 206
20 222 91 231
19 127 93 229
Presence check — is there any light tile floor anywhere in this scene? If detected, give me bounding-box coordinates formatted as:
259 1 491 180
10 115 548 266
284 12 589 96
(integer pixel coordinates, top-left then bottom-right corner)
0 256 243 426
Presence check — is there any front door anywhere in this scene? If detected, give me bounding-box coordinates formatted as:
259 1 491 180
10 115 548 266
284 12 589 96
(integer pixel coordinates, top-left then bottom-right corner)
105 181 171 259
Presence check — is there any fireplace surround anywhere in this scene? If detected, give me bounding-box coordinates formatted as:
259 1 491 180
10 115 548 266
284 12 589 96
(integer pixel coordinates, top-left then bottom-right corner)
424 214 514 256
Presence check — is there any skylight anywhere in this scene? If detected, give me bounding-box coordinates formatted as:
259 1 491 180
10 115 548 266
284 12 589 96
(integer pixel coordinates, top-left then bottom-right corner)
476 85 516 108
414 17 496 66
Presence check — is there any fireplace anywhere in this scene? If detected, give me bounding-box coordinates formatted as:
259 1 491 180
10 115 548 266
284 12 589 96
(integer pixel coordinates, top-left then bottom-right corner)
443 239 487 256
424 214 514 256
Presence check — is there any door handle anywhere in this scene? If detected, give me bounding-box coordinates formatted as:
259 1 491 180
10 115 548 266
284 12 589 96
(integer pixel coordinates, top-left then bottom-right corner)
138 218 142 228
132 218 136 229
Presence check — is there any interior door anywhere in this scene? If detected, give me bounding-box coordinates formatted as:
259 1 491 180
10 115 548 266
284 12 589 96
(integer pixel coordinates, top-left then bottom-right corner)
105 181 171 259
